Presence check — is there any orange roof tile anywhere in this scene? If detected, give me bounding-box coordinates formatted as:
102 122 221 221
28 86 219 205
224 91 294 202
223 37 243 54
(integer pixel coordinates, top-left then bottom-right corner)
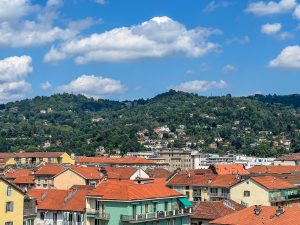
69 166 103 180
251 176 295 190
28 189 88 212
0 152 64 158
101 167 138 179
146 168 172 179
211 164 249 175
34 164 65 176
75 157 155 165
5 169 33 179
248 165 300 174
167 171 240 187
88 179 183 201
276 153 300 161
192 200 245 220
210 206 300 225
13 176 35 184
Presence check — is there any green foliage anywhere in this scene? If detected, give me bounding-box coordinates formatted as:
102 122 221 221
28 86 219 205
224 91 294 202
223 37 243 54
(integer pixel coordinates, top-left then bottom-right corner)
1 91 300 157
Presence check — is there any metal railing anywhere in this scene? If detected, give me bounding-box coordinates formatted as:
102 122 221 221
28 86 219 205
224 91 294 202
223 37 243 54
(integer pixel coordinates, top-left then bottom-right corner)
23 208 37 216
209 193 230 198
121 208 192 222
86 208 110 220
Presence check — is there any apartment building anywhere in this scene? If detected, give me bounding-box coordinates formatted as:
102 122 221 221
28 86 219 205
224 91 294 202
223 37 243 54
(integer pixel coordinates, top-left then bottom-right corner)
159 148 192 171
86 179 192 225
274 153 300 166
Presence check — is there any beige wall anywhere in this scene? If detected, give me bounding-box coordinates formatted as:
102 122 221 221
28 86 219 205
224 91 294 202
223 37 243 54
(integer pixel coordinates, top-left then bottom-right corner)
53 169 86 189
230 179 270 207
35 176 54 189
273 160 296 166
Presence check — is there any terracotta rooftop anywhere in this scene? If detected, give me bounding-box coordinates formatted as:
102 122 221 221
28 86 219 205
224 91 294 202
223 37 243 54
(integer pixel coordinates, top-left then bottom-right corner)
28 189 88 212
192 200 245 220
248 165 300 174
210 206 300 225
4 169 33 179
0 152 65 158
101 167 138 179
13 176 35 184
211 164 249 175
276 153 300 161
34 164 65 176
88 179 183 201
251 176 295 190
146 168 172 179
167 171 241 187
273 173 300 186
75 157 155 165
68 166 103 180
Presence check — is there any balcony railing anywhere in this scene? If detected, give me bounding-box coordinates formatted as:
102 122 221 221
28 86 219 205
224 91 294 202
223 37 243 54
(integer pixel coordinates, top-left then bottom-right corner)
86 208 110 220
23 208 37 217
121 208 192 222
209 193 230 198
270 193 300 202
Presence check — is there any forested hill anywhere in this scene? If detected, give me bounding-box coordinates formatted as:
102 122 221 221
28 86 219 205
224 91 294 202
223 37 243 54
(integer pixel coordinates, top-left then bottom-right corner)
1 90 300 157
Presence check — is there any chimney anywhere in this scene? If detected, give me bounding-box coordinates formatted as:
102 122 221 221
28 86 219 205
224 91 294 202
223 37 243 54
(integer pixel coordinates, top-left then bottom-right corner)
275 206 285 216
254 205 262 215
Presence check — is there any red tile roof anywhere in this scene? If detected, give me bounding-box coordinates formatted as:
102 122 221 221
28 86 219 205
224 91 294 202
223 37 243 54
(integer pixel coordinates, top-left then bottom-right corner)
28 189 88 212
167 171 240 188
4 169 33 179
248 165 300 174
192 200 245 220
69 166 103 180
34 164 65 176
211 164 249 175
0 152 64 158
101 167 138 179
146 168 172 179
251 176 295 190
88 179 183 201
13 176 35 184
75 157 155 165
276 153 300 161
273 173 300 186
210 206 300 225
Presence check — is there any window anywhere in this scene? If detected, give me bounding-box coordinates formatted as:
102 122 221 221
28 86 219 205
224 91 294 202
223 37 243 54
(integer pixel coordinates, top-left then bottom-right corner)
244 191 250 197
164 202 168 211
40 212 45 220
7 186 12 196
186 191 190 199
145 203 148 213
77 214 82 222
6 202 13 212
68 213 73 222
95 219 101 225
5 222 13 225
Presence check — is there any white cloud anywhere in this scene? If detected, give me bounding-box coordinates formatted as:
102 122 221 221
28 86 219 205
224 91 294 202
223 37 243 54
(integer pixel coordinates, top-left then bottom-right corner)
246 0 297 16
226 36 250 45
0 55 32 103
222 64 238 73
261 23 282 34
171 80 228 92
203 1 229 12
294 5 300 19
269 45 300 68
44 16 221 64
58 75 126 98
40 81 51 90
0 0 34 21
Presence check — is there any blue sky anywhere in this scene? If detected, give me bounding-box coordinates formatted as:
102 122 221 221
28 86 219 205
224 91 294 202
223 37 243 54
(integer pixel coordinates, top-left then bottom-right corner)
0 0 300 102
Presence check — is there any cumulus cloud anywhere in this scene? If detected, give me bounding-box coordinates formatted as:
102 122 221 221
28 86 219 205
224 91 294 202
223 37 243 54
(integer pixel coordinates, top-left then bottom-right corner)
261 23 282 34
44 16 221 64
171 80 228 92
40 81 52 90
58 75 126 98
0 0 35 21
0 55 32 103
246 0 297 16
293 5 300 19
226 36 250 45
222 64 238 73
203 1 229 12
269 45 300 68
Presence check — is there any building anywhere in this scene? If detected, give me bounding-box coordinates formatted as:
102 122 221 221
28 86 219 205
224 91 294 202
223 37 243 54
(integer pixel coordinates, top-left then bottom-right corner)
146 168 172 179
34 164 65 189
53 167 103 189
28 187 90 225
100 167 150 180
86 179 193 225
167 170 241 202
4 168 35 190
75 157 157 169
191 200 245 225
210 205 300 225
274 153 300 166
209 164 249 175
159 148 192 171
230 175 300 207
0 177 36 225
0 151 74 167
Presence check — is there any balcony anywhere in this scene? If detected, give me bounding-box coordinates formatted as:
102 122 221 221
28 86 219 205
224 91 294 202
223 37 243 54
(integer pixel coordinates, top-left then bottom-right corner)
120 208 192 223
270 193 300 202
23 208 37 217
86 208 110 220
209 193 230 199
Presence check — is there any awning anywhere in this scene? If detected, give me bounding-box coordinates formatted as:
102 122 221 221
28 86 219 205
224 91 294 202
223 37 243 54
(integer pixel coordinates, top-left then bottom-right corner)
178 197 192 207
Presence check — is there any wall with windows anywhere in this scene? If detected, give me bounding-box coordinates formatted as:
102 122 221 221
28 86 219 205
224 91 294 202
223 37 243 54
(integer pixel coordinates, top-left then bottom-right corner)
0 179 24 225
53 169 86 190
36 211 85 225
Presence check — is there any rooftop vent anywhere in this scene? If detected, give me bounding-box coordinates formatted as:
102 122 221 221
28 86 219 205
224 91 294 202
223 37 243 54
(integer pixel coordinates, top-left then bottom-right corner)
275 206 285 216
254 205 262 216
